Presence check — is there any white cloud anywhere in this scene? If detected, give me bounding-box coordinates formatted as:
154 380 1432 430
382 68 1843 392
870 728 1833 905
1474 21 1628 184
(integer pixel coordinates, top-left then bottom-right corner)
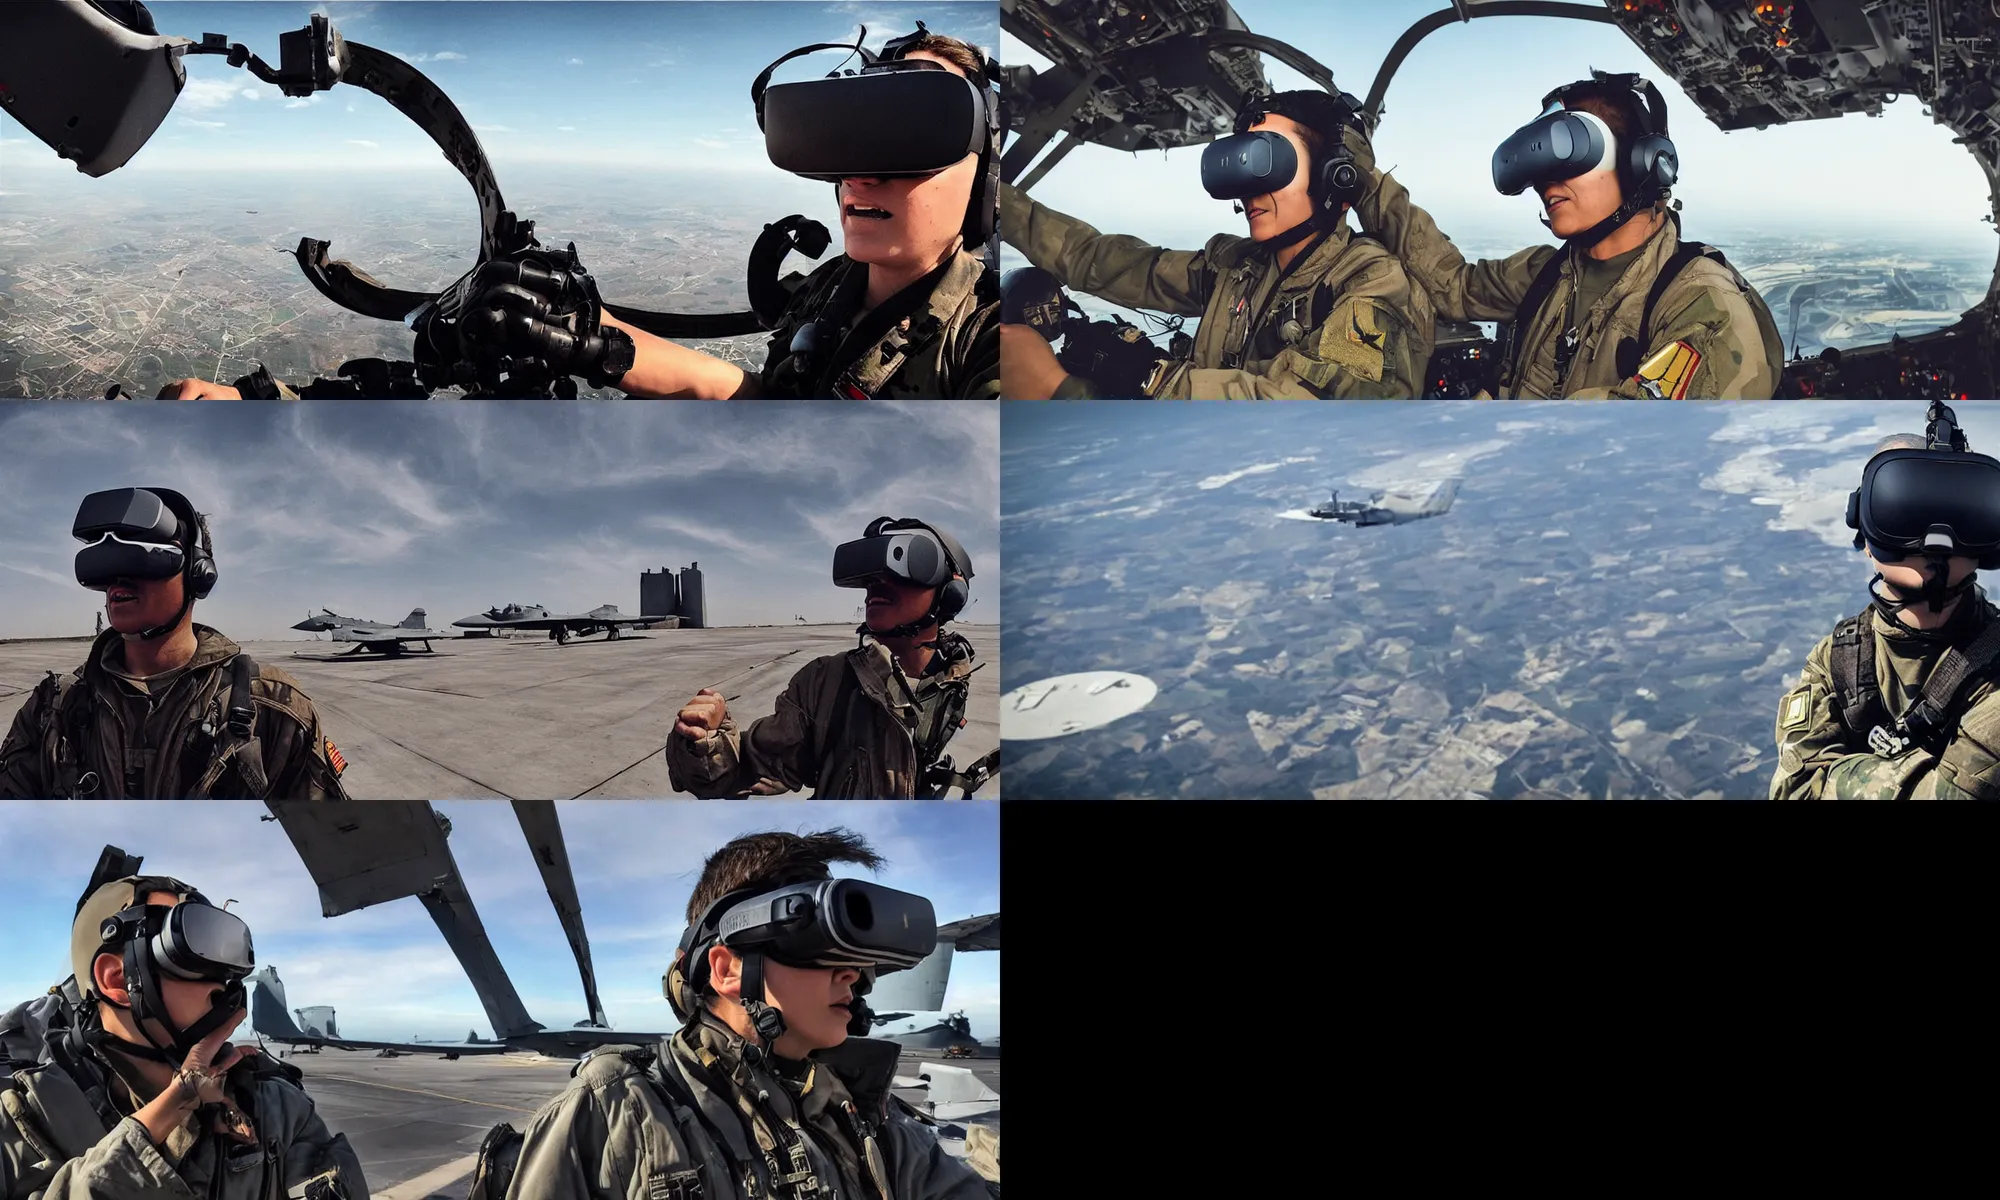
556 126 576 132
239 87 261 102
694 138 728 150
285 95 326 110
177 118 227 130
346 139 380 149
432 51 466 61
567 57 584 66
177 77 251 111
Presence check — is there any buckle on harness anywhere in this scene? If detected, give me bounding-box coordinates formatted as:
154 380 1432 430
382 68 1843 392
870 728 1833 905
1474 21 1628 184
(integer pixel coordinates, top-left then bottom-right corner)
1867 725 1909 757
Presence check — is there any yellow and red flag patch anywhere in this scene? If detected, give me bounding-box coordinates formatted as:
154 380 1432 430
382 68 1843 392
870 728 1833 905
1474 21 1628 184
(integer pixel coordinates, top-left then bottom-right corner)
325 737 346 776
1634 341 1701 399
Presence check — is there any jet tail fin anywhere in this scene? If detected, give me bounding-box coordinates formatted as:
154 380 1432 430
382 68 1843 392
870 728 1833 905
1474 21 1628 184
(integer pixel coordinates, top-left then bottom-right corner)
402 609 428 629
249 967 309 1041
868 943 954 1013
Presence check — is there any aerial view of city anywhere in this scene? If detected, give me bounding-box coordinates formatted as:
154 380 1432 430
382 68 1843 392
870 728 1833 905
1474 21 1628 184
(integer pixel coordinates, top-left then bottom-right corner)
1000 399 1995 800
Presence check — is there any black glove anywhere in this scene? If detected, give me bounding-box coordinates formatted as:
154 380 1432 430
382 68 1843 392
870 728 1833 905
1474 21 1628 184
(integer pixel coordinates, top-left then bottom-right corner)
416 244 636 396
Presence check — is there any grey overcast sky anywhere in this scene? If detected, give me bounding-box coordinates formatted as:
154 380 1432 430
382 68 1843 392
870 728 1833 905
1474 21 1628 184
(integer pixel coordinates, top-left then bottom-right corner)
0 799 1002 1042
0 400 998 639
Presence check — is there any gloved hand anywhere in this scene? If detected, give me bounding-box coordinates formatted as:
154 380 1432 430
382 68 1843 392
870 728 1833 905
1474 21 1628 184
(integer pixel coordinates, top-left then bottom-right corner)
418 245 636 395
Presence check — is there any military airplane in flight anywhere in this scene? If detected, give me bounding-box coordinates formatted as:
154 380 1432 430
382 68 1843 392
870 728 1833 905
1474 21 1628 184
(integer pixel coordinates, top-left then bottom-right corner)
451 603 673 645
291 608 456 656
1308 478 1460 525
252 800 999 1068
1000 0 2000 398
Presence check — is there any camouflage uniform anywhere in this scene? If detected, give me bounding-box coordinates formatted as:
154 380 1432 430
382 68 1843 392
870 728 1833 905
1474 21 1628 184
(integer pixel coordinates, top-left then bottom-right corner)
0 626 349 801
667 639 978 800
999 181 1434 398
758 251 999 398
503 1015 993 1200
1771 597 2000 800
1343 129 1783 399
1 985 368 1200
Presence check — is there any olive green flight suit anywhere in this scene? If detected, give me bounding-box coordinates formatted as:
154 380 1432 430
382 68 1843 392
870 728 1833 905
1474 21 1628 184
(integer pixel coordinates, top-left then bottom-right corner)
1343 128 1783 399
503 1016 993 1200
1771 598 2000 800
1 989 368 1200
999 181 1433 398
759 251 999 398
0 626 349 801
666 637 980 800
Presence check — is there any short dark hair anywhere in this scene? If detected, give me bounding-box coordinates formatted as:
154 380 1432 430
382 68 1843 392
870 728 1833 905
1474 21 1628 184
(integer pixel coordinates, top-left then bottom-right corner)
686 828 885 923
900 32 984 80
1558 82 1639 146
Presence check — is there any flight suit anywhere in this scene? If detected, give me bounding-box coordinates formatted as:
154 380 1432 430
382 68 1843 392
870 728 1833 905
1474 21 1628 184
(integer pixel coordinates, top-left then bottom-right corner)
1342 128 1783 399
667 638 979 800
999 181 1433 399
0 988 369 1200
0 625 349 801
1770 599 2000 800
759 251 999 398
504 1015 992 1200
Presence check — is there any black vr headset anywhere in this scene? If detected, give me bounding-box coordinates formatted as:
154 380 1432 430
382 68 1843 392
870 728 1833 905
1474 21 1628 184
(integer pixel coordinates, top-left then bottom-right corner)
1201 90 1365 249
1492 71 1678 248
1846 403 2000 613
73 487 216 639
833 516 973 633
753 23 1000 245
668 877 937 1044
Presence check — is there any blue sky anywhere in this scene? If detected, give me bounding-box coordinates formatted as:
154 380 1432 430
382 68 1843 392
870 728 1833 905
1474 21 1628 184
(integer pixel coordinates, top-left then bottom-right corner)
0 2 997 175
1005 0 1996 249
0 799 1001 1042
0 401 1000 638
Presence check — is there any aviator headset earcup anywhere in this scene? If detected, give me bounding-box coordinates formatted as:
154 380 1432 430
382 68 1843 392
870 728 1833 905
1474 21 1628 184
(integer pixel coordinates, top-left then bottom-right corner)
1626 131 1677 196
1312 137 1363 222
933 575 969 623
184 515 217 600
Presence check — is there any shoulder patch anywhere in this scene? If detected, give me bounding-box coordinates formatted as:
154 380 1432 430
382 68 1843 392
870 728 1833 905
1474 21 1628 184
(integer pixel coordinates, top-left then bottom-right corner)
1313 299 1391 383
1781 690 1812 731
1635 340 1701 399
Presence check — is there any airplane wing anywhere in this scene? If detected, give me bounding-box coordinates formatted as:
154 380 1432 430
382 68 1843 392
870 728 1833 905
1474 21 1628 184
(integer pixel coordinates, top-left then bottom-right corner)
510 801 609 1030
938 913 1000 952
250 967 515 1058
261 800 546 1040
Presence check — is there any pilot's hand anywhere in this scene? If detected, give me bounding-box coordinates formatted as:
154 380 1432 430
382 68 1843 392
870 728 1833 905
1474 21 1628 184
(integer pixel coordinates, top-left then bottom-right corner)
675 688 729 741
1341 123 1377 178
1000 322 1068 401
137 1007 260 1146
157 378 243 400
456 264 633 388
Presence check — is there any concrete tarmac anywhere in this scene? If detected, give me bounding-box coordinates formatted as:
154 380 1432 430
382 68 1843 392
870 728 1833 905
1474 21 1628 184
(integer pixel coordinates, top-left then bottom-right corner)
280 1045 997 1198
0 625 999 799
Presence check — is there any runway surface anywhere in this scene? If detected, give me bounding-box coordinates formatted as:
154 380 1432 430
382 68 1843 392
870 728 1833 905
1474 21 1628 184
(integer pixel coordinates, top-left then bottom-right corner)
0 625 999 799
280 1045 999 1198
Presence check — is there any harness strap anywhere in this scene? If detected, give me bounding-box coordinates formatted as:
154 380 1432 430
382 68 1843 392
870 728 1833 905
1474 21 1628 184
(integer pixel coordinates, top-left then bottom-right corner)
1829 611 1882 742
1618 240 1727 378
1498 248 1568 394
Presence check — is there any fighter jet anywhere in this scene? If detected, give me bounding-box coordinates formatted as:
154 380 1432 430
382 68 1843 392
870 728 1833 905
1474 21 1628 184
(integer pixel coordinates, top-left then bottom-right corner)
291 608 455 656
451 603 672 645
1308 479 1459 526
1000 0 2000 397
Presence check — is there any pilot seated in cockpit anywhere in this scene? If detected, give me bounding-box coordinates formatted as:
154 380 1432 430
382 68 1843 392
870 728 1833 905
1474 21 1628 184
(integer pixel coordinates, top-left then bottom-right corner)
999 90 1434 400
1342 70 1783 400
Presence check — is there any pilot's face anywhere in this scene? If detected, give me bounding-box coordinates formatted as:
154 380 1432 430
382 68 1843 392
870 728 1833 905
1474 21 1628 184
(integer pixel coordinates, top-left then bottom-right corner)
103 572 186 636
763 959 863 1054
838 50 980 271
862 575 939 635
1240 114 1316 242
1536 157 1623 238
1868 548 1979 628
